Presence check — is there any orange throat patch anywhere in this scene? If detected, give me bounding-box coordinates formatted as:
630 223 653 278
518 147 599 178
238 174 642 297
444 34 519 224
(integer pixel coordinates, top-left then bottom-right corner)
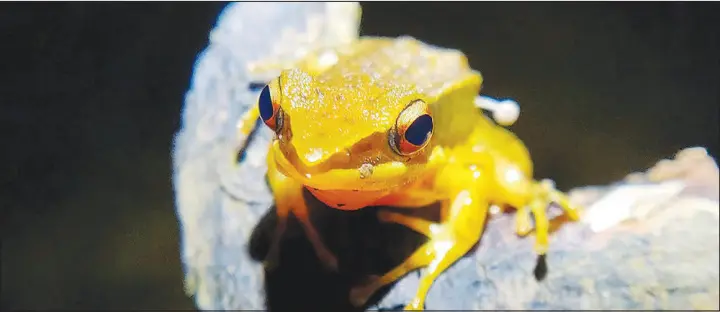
305 187 391 210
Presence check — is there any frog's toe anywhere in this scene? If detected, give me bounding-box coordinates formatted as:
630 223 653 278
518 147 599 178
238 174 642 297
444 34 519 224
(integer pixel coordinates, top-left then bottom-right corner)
349 285 372 307
514 206 533 236
348 274 380 307
553 194 582 221
528 199 550 255
541 179 582 221
403 300 425 310
318 251 339 271
263 246 280 271
263 257 280 271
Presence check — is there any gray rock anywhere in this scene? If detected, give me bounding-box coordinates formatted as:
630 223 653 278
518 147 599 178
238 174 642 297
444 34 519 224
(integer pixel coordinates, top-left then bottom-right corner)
173 3 719 311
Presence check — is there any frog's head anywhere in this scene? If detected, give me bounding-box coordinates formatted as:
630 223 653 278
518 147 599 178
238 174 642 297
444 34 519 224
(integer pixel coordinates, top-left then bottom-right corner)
257 68 439 192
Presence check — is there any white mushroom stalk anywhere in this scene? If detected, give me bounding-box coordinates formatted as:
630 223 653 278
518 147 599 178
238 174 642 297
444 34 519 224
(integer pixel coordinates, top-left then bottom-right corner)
474 95 520 126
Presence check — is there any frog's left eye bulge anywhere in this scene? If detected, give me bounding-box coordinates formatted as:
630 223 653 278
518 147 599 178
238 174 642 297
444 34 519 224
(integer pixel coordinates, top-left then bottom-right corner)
258 84 281 130
391 100 433 156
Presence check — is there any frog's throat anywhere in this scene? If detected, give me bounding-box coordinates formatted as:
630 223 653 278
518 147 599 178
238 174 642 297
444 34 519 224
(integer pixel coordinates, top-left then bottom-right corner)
271 141 409 191
307 187 390 211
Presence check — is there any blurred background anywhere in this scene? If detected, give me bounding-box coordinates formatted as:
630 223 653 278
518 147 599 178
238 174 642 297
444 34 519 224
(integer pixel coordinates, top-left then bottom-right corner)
2 2 718 310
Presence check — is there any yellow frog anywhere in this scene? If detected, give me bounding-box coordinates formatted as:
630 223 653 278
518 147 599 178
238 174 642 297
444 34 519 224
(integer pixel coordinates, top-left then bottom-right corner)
237 36 581 310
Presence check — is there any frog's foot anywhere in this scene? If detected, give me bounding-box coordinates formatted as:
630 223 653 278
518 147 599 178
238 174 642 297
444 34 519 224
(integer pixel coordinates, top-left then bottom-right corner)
263 209 289 271
296 212 339 271
348 211 438 307
403 301 425 310
513 179 582 255
263 242 281 271
349 238 435 308
262 205 338 271
284 198 339 271
348 274 381 307
350 192 487 309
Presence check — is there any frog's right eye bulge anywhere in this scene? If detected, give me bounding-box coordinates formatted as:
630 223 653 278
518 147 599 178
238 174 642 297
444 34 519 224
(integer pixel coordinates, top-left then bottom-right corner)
390 99 433 156
258 84 280 130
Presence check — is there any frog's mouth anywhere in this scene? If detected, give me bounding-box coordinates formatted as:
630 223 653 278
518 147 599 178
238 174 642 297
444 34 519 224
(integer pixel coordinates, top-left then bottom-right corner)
270 141 411 192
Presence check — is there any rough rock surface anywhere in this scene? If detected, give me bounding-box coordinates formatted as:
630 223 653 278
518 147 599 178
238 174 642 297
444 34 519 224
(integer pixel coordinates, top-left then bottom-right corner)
173 3 719 311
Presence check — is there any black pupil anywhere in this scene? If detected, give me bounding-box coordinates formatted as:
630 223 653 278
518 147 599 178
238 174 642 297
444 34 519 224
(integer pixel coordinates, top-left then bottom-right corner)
258 85 274 121
404 114 433 146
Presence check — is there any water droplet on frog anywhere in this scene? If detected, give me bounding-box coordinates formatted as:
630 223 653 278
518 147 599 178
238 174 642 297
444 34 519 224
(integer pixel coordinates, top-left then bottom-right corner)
359 163 374 179
304 148 324 164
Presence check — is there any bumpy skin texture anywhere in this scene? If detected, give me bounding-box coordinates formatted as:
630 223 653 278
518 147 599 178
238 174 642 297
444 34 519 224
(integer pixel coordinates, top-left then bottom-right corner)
174 3 720 311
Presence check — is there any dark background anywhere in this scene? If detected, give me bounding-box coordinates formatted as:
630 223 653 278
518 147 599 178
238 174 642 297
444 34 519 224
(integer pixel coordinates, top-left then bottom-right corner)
2 2 718 310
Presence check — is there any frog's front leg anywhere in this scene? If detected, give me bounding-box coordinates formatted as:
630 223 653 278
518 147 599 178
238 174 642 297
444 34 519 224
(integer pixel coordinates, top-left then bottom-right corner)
237 106 260 138
492 160 582 256
350 169 490 310
264 150 339 271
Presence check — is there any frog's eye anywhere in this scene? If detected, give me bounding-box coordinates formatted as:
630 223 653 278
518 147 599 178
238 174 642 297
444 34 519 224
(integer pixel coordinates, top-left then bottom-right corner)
258 84 282 130
390 100 433 156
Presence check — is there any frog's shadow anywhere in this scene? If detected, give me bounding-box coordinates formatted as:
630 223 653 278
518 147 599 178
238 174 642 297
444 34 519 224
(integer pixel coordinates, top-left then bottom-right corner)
248 189 447 312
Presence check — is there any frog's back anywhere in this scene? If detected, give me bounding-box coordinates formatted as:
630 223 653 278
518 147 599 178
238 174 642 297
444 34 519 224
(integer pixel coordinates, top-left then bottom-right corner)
315 36 486 146
317 36 481 98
